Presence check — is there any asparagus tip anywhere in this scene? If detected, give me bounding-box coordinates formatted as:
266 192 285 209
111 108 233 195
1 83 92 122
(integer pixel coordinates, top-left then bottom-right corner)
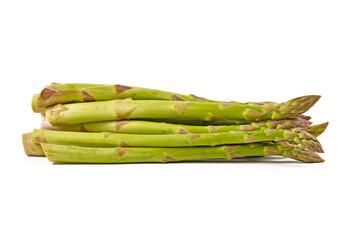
284 148 325 163
306 122 329 137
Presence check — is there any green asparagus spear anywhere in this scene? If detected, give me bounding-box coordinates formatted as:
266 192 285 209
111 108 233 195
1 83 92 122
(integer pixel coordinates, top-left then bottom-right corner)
36 83 208 109
45 95 320 126
33 128 323 153
41 117 312 134
40 142 325 163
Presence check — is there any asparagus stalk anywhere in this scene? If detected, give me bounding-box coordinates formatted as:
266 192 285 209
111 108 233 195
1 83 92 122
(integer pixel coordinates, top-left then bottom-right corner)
33 128 323 152
122 115 312 126
36 83 209 109
41 117 312 134
40 142 324 163
22 133 45 156
45 95 320 126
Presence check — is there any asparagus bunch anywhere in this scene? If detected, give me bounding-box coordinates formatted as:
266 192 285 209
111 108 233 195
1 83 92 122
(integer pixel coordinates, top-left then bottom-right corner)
23 83 328 163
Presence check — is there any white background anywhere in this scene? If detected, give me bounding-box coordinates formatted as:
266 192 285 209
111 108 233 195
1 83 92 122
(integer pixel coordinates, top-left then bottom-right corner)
0 1 359 239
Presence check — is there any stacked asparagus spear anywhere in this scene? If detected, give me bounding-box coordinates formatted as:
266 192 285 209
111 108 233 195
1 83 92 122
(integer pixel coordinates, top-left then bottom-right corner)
23 83 328 163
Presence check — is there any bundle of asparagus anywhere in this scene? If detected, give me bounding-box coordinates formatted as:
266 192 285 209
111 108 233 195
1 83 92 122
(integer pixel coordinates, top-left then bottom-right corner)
23 83 328 163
